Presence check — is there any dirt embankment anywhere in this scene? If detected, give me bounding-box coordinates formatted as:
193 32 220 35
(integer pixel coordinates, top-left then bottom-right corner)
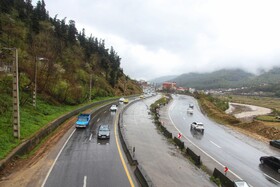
226 102 272 120
199 97 280 141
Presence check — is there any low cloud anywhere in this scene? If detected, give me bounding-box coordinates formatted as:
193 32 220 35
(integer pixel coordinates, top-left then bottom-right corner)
46 0 280 80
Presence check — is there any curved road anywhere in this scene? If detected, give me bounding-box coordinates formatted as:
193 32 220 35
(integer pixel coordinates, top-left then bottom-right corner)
122 96 216 187
169 94 280 187
42 103 134 187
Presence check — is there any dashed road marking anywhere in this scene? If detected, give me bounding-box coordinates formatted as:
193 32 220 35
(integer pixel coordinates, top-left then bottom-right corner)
210 141 221 148
168 101 242 180
83 176 87 187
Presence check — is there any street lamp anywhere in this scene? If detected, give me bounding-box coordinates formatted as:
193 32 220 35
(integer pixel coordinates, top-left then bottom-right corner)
33 57 48 108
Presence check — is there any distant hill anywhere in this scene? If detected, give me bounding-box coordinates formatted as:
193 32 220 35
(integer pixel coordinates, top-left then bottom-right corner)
170 69 254 89
149 75 177 84
252 67 280 86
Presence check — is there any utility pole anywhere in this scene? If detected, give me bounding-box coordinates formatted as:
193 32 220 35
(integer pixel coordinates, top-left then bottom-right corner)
33 56 37 107
33 57 48 108
1 44 20 139
13 48 20 139
4 48 20 139
89 74 92 101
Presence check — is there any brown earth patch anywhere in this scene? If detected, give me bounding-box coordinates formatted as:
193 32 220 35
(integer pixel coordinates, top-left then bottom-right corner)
0 117 76 187
199 96 280 141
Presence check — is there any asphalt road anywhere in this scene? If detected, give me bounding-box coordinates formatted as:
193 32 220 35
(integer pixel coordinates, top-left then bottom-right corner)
169 94 280 187
42 103 134 187
122 95 216 187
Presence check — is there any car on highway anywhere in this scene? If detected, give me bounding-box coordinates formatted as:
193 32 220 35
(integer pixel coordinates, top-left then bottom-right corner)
190 122 204 133
233 180 250 187
260 156 280 173
75 113 91 128
119 97 125 102
110 104 117 112
187 108 193 114
189 103 194 109
98 124 110 139
124 99 129 104
269 140 280 149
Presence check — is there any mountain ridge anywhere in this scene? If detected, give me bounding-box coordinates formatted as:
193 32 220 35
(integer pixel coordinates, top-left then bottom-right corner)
150 68 280 91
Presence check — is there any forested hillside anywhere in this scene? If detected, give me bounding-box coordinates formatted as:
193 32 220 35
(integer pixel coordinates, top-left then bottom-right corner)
0 0 141 108
171 69 254 89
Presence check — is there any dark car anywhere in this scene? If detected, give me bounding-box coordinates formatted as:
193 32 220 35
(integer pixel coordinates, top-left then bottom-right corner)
260 156 280 173
270 140 280 149
98 124 110 139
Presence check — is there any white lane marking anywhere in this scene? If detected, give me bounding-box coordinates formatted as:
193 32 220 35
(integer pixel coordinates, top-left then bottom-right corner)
263 173 280 184
41 128 76 187
97 118 100 122
89 133 93 141
104 111 107 114
168 101 242 180
83 176 87 187
210 141 221 148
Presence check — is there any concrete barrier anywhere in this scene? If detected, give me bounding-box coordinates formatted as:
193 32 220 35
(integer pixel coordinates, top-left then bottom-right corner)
118 97 154 187
118 113 138 166
173 137 185 150
213 168 234 187
185 147 201 166
134 165 153 187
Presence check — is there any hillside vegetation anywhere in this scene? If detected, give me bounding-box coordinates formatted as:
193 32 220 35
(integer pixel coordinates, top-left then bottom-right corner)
0 0 141 104
0 0 141 158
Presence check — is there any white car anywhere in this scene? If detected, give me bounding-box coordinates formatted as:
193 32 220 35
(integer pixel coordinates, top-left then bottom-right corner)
189 103 194 109
190 122 204 133
119 97 125 102
187 108 193 114
110 105 117 112
233 180 250 187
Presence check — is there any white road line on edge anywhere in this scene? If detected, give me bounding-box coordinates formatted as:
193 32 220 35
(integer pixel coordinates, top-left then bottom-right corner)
41 128 76 187
263 173 280 184
89 133 93 141
97 118 100 122
210 141 221 148
168 102 242 180
83 176 87 187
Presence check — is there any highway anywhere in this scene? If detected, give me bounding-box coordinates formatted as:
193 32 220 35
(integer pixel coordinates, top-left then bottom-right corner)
42 103 134 187
168 94 280 187
122 96 216 187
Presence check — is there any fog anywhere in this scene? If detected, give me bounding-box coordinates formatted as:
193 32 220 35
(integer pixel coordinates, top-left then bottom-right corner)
44 0 280 80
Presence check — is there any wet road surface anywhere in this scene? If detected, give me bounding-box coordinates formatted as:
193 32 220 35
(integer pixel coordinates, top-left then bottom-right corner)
166 94 280 187
43 104 134 187
122 95 216 187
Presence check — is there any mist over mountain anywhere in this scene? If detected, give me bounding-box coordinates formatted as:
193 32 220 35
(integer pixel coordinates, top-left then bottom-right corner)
151 67 280 91
149 75 177 84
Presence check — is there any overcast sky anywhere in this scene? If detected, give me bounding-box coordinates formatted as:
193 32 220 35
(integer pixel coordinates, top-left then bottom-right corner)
43 0 280 80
